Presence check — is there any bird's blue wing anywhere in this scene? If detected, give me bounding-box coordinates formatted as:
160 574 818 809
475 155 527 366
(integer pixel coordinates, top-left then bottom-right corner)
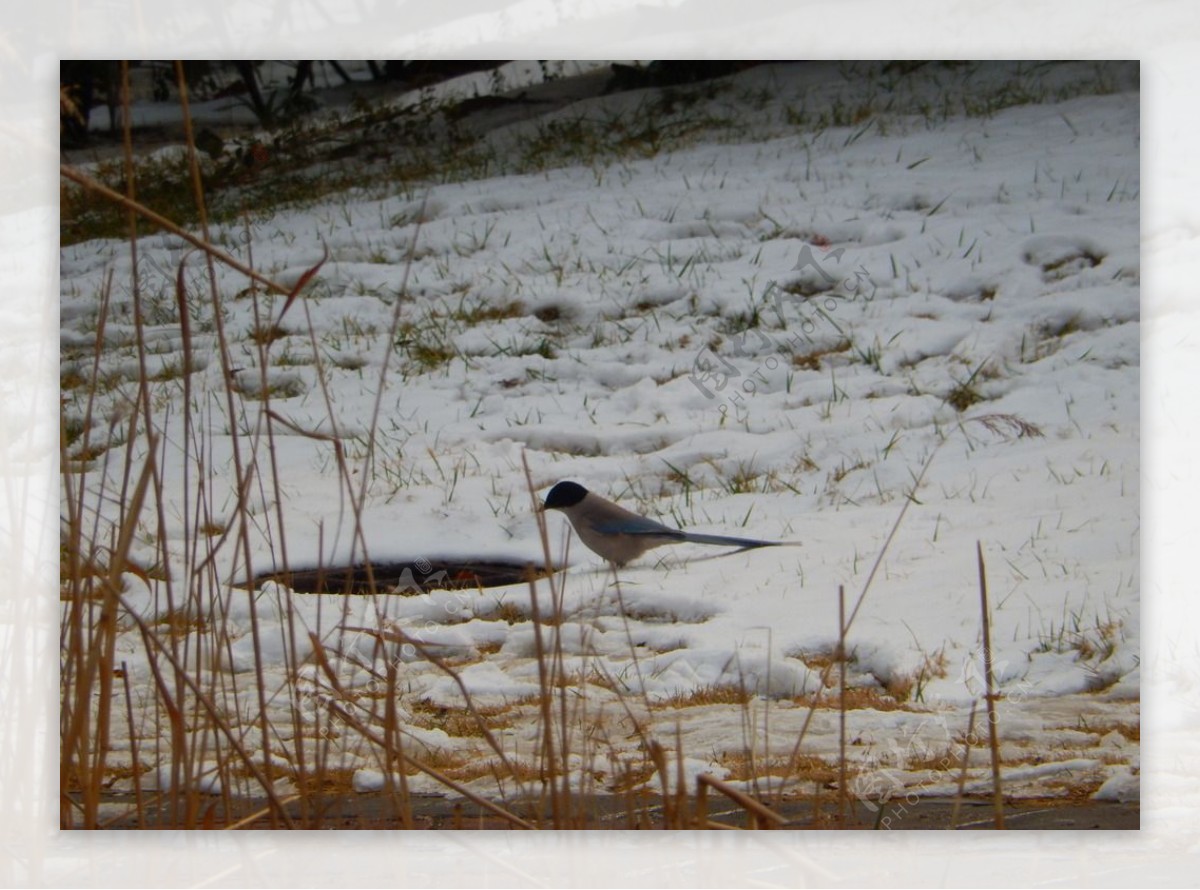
591 513 684 538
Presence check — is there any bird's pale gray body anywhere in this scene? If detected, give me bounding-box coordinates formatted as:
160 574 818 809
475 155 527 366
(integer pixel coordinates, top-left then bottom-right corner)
542 481 782 566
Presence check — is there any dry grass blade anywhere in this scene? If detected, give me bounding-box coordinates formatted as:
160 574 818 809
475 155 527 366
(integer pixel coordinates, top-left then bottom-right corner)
696 774 785 829
976 541 1005 829
521 451 569 826
968 413 1043 440
949 701 978 830
837 584 848 828
273 245 329 328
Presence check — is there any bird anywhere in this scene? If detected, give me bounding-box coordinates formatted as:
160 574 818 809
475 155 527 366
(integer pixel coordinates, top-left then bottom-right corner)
541 480 785 567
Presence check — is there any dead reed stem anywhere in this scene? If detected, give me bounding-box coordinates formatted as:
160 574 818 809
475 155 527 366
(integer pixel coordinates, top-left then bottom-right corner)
976 541 1005 829
837 584 848 828
949 701 978 830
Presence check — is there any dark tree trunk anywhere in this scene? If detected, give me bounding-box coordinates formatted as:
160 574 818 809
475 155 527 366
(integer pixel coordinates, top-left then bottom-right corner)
233 61 271 123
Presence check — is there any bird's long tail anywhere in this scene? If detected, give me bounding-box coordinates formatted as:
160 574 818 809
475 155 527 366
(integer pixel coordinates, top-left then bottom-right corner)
678 531 783 551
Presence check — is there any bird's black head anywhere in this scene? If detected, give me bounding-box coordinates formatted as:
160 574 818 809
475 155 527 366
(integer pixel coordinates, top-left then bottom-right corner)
543 481 589 511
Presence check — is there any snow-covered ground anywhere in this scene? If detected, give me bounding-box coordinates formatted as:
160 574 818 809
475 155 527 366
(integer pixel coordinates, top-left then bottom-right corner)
61 61 1139 809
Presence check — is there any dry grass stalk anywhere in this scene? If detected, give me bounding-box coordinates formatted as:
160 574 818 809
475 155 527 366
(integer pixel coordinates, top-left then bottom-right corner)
948 701 978 830
976 541 1005 829
696 774 785 829
837 584 848 827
